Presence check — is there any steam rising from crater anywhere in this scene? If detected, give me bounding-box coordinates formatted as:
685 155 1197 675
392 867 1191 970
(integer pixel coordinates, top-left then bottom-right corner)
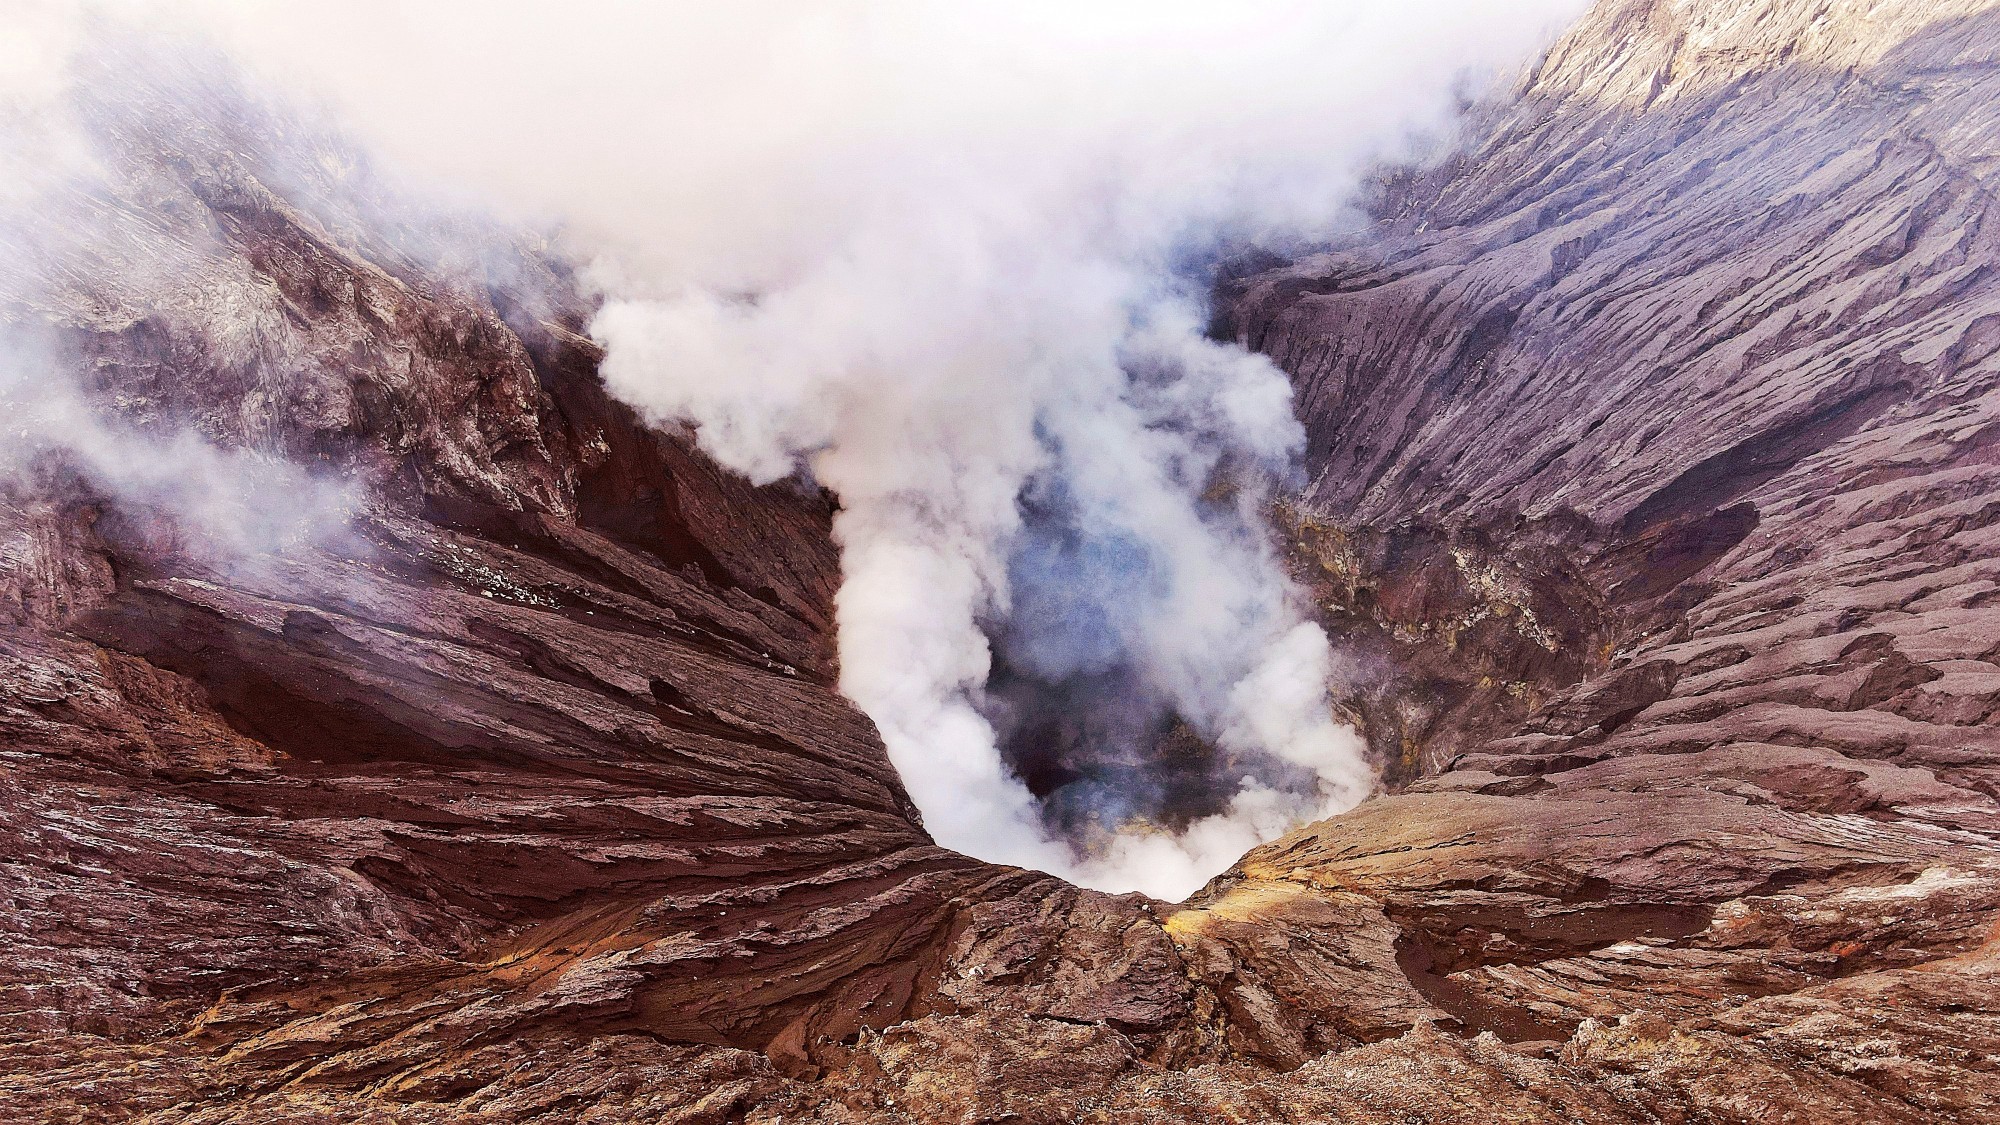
28 0 1584 897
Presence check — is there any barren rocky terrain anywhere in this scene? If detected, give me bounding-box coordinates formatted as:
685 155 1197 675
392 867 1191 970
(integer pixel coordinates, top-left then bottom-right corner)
5 0 2000 1121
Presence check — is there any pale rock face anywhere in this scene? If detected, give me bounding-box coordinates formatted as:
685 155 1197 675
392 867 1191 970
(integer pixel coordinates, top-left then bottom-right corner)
1533 0 2000 107
7 1 2000 1122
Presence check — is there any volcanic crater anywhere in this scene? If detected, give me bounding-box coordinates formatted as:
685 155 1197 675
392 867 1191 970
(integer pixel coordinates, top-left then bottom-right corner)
8 1 2000 1122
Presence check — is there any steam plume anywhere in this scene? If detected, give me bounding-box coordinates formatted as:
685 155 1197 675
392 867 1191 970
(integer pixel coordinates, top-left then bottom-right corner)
20 1 1585 898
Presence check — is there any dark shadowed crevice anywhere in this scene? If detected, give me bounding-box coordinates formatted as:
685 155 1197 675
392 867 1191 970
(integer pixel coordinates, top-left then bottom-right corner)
1616 379 1915 538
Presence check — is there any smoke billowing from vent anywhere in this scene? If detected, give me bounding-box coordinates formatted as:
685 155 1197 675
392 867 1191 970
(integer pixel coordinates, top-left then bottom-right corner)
18 1 1584 897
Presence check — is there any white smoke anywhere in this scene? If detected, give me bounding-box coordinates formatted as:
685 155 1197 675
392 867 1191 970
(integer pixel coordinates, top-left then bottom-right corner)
0 7 362 566
581 138 1371 891
20 1 1585 898
0 346 362 561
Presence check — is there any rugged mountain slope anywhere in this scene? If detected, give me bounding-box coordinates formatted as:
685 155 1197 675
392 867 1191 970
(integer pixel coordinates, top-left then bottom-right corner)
1213 0 2000 1115
6 1 2000 1122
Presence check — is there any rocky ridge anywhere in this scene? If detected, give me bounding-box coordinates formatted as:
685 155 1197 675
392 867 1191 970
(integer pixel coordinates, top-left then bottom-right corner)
5 1 2000 1121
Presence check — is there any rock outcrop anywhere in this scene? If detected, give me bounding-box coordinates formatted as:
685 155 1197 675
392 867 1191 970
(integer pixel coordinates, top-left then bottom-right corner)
6 1 2000 1122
